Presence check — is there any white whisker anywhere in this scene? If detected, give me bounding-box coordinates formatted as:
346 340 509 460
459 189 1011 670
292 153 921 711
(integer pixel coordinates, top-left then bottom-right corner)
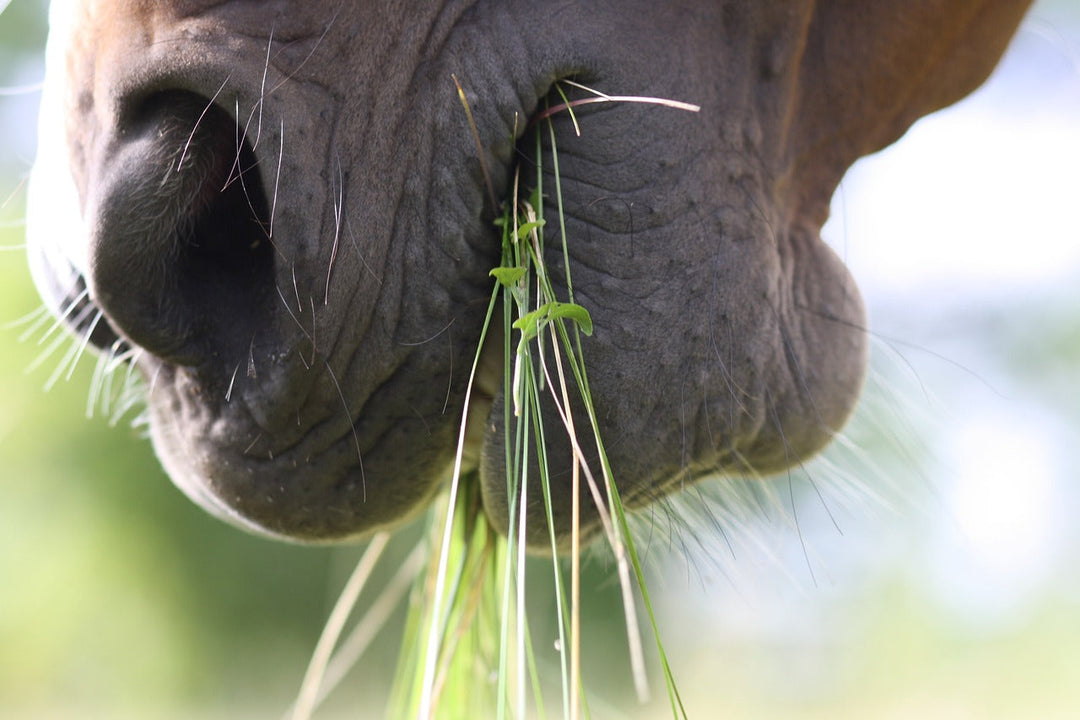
86 342 113 419
253 24 274 149
177 75 231 172
5 304 49 335
247 334 257 379
344 216 382 285
36 286 90 346
26 320 74 374
269 117 284 240
65 309 103 382
223 96 246 191
43 333 81 391
325 154 344 306
292 265 303 315
308 296 318 366
267 7 340 95
226 362 241 402
398 318 455 347
243 433 263 455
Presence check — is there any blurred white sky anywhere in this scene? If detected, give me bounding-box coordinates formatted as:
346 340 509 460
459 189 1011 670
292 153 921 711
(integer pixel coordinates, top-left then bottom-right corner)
823 6 1080 298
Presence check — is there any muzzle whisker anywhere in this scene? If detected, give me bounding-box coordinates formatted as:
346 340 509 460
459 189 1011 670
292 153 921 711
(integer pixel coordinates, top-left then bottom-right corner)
225 362 241 402
26 302 92 376
64 308 104 382
763 387 824 587
177 75 232 174
325 153 344 306
266 7 341 96
86 338 112 419
344 216 382 285
6 303 50 338
251 23 274 150
35 285 91 346
273 284 314 370
321 357 366 501
268 117 284 242
42 328 85 391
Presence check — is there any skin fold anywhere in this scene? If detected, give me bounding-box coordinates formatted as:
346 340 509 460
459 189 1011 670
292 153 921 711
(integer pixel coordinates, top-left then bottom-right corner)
27 0 1033 549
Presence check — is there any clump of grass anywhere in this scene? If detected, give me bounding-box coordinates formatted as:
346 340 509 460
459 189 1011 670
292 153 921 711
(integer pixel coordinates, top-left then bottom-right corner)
292 80 699 720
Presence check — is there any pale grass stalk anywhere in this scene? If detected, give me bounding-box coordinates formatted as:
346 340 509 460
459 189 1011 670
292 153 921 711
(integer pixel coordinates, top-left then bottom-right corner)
520 200 648 700
571 447 581 720
452 73 497 209
512 218 648 707
509 169 524 417
291 531 391 720
305 540 427 712
417 298 497 719
429 547 492 710
531 79 701 129
536 320 649 703
541 122 584 720
515 452 529 720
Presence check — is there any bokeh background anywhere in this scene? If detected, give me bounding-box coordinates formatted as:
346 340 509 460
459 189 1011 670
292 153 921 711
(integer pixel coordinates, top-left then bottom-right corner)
2 1 1079 718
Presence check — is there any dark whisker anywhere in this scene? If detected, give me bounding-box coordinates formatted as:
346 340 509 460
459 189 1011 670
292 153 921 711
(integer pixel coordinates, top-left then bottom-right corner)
763 387 817 586
322 357 366 501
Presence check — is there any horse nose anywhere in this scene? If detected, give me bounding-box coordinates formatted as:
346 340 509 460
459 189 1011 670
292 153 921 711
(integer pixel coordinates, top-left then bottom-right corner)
85 90 274 365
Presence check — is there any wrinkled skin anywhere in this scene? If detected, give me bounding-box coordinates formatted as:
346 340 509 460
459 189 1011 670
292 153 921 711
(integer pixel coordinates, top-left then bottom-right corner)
27 0 1032 550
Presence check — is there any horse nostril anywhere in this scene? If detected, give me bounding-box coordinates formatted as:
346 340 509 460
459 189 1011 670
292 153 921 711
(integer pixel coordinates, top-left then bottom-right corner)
86 90 274 366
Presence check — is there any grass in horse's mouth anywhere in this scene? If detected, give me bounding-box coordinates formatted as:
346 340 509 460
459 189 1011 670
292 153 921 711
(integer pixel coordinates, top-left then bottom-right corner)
288 80 700 720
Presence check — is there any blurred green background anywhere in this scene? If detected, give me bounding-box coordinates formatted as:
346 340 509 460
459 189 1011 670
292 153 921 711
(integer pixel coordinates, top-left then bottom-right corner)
3 1 1080 718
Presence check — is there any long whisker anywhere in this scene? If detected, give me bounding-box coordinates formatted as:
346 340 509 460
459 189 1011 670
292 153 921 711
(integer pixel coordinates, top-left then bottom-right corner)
6 304 50 336
86 339 114 419
325 153 344 306
64 308 104 382
762 387 817 586
266 5 341 95
225 362 241 402
253 24 274 149
28 311 83 375
43 333 82 391
345 216 382 284
269 117 284 240
36 286 90 345
322 358 365 501
177 75 231 172
274 284 314 370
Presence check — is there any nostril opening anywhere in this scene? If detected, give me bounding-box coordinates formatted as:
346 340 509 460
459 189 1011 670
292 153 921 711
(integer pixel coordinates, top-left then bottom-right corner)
87 90 275 366
174 107 275 360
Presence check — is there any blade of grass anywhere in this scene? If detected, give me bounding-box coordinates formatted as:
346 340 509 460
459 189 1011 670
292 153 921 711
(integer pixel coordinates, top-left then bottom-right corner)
308 540 428 713
388 76 701 720
290 531 391 720
417 267 502 719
